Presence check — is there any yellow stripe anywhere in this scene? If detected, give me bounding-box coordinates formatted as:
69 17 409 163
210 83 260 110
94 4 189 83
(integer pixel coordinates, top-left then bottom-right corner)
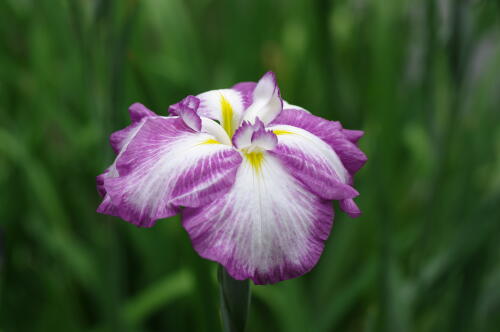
220 94 234 137
199 138 220 145
244 152 264 173
273 129 294 135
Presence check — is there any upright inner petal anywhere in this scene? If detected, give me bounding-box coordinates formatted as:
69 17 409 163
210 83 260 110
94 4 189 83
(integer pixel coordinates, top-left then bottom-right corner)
242 71 283 125
196 89 244 138
200 117 232 146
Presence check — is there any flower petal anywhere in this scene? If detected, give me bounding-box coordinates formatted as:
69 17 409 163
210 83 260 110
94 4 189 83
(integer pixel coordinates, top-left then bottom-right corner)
271 109 367 175
341 129 364 144
231 82 256 109
283 101 310 113
182 153 333 284
167 96 202 131
128 102 157 123
99 103 156 196
233 80 309 113
195 89 245 137
268 124 358 200
110 103 156 154
232 118 276 151
339 198 362 218
201 117 232 146
179 108 202 131
98 117 242 227
242 71 283 125
232 121 254 149
250 127 277 151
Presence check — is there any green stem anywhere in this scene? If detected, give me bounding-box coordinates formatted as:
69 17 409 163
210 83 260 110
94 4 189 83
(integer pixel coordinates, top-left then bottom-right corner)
218 265 251 332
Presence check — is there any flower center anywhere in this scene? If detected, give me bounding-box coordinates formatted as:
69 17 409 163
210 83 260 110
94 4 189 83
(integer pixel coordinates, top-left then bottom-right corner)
243 151 264 173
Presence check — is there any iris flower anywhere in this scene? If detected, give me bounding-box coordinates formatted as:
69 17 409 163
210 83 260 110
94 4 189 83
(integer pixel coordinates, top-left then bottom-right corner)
97 72 367 284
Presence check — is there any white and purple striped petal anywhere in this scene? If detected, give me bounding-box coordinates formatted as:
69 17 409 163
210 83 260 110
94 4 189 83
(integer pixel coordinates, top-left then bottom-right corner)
271 109 367 176
182 153 333 284
98 117 242 227
268 124 358 200
97 103 157 214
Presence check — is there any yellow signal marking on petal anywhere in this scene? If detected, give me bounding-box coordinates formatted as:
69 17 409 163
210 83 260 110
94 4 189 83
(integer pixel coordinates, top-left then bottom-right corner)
220 94 234 137
273 129 294 135
244 152 264 173
199 138 220 145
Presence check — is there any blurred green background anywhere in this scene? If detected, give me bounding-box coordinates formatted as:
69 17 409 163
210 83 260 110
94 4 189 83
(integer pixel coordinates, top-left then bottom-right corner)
1 0 500 331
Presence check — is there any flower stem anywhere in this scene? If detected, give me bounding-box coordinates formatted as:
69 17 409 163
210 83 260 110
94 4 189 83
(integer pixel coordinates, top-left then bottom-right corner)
218 265 251 332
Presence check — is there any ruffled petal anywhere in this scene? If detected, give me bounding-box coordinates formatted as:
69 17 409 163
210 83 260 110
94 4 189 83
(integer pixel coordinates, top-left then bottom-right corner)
268 124 358 200
195 89 245 137
232 118 277 151
242 72 283 125
109 103 156 154
182 153 334 284
251 128 278 151
232 121 255 149
271 109 367 175
98 103 157 197
98 117 242 227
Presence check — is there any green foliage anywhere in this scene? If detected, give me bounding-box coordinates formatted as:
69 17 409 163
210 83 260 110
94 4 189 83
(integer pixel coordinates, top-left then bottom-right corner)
1 0 500 331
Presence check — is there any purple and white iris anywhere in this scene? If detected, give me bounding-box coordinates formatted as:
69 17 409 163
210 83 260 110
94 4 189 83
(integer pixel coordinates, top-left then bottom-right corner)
97 72 367 284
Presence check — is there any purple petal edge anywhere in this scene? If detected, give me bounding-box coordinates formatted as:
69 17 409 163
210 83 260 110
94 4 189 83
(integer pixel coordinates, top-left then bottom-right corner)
339 198 362 218
271 109 367 175
232 82 256 109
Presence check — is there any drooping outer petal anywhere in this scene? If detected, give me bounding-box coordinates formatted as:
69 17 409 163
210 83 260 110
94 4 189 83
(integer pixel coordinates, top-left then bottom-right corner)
271 109 367 175
98 103 156 199
182 153 334 284
98 117 242 227
267 124 358 200
196 89 245 137
242 72 283 125
97 119 144 198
